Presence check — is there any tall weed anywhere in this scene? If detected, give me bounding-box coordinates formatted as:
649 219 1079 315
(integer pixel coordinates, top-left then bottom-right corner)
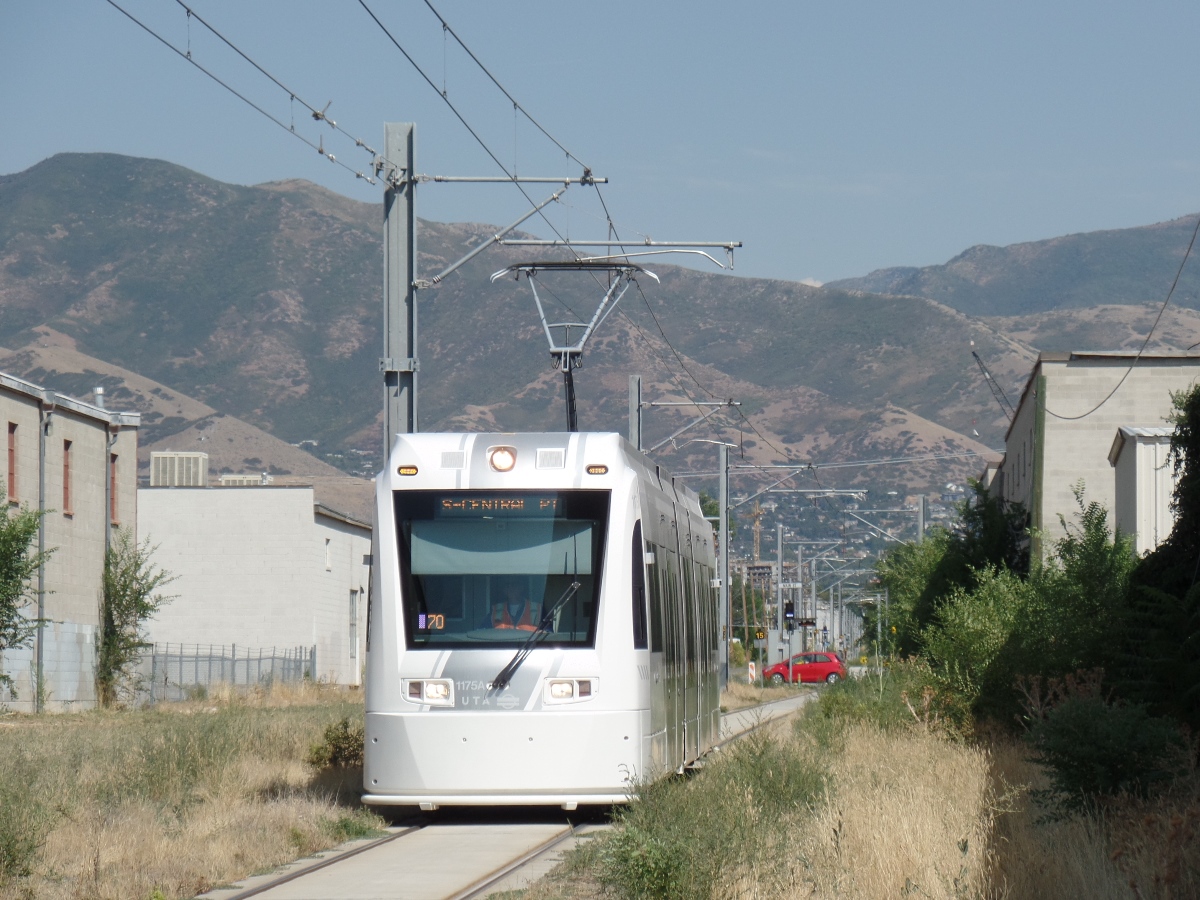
0 753 54 881
815 659 971 739
598 730 827 899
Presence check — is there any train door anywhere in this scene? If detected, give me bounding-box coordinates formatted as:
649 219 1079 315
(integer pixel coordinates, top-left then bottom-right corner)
645 530 668 774
681 521 700 762
660 536 683 771
694 539 709 755
692 549 708 756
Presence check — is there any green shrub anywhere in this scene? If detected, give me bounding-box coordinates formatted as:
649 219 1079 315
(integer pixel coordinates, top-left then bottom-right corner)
815 659 971 739
728 639 747 668
1028 695 1186 814
306 717 364 769
0 755 54 881
320 809 384 842
598 731 825 898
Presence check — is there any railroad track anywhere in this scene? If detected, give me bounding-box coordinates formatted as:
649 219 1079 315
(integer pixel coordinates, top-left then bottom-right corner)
200 692 813 900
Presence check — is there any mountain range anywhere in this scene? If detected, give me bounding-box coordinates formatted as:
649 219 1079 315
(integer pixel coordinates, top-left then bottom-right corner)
2 152 1198 529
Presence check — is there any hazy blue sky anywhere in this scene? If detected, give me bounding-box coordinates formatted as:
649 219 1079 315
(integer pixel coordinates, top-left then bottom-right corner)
4 1 1200 284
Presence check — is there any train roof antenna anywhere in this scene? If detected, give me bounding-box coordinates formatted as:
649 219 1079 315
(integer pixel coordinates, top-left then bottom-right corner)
490 261 658 432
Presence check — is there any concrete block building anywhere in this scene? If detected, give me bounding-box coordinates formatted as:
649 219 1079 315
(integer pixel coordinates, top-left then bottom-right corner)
989 352 1200 558
139 486 371 685
0 375 139 711
1109 426 1178 556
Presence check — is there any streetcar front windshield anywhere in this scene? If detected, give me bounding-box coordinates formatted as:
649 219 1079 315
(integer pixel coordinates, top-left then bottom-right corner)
395 490 609 648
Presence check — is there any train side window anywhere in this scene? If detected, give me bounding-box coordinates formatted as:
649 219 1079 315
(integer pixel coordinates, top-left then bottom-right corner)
631 521 648 649
648 542 664 652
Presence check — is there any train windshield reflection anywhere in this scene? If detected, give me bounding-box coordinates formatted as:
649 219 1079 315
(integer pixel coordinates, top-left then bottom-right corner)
394 490 609 648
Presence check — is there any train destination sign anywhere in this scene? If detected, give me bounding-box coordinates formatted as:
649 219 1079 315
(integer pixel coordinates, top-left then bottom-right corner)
436 495 560 517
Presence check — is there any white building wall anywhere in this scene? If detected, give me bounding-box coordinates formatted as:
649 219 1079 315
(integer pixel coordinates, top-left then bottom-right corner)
1111 429 1176 556
139 487 370 685
995 354 1200 555
0 376 139 711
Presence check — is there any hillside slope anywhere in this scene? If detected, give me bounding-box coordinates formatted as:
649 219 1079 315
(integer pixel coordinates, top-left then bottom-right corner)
826 215 1200 317
3 152 1195 502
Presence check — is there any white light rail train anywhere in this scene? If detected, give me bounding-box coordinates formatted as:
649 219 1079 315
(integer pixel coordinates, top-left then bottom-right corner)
363 432 720 809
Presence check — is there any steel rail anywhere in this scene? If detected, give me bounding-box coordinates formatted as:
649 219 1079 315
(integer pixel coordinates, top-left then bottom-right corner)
449 824 577 900
215 821 425 900
712 692 815 753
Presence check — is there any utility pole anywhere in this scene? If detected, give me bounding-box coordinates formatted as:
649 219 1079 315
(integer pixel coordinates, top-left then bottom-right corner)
775 522 784 636
719 442 730 689
382 122 417 451
628 375 643 450
917 493 926 542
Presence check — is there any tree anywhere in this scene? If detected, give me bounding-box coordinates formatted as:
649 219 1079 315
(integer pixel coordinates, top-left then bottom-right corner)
1120 384 1200 727
698 492 736 539
874 482 1028 655
95 528 176 707
0 493 50 698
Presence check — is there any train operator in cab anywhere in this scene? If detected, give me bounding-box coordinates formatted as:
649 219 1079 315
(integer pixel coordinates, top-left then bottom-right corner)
485 576 542 631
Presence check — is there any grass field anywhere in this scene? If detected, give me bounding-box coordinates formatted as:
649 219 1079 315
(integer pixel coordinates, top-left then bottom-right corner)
0 683 381 900
518 676 1199 899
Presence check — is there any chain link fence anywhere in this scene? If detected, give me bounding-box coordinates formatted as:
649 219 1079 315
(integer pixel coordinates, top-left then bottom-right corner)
137 643 316 702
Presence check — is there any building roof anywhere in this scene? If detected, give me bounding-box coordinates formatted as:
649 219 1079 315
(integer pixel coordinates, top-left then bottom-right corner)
314 502 371 532
1108 425 1174 467
1003 351 1200 445
0 372 140 427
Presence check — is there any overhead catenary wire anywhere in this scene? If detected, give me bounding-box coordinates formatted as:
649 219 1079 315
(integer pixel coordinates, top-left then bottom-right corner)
112 0 739 447
104 0 378 184
356 0 585 262
421 0 590 173
1044 211 1200 421
170 0 382 168
365 0 745 437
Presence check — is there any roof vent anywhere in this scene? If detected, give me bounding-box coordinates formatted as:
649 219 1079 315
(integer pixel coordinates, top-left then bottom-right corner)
93 386 105 409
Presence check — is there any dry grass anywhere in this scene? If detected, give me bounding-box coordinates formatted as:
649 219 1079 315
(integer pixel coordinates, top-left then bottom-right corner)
720 680 808 712
776 723 996 899
987 735 1200 900
552 707 998 900
0 684 380 900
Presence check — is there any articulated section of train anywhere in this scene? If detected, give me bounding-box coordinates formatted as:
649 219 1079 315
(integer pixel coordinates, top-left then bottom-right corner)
363 432 719 809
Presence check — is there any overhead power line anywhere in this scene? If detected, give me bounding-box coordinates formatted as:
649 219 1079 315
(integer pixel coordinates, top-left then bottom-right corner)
420 0 590 173
356 0 584 260
1044 211 1200 421
104 0 379 184
171 0 382 174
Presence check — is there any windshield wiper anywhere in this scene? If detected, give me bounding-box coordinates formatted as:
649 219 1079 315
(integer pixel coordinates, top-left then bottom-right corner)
491 580 581 692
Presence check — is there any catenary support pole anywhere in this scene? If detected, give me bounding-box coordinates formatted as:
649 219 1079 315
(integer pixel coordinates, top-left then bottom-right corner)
775 523 784 635
628 375 642 451
382 123 418 455
719 442 729 688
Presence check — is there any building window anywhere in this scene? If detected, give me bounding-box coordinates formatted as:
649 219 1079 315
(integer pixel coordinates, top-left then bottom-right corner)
349 590 359 660
6 422 16 503
325 538 332 571
109 453 119 524
63 440 73 516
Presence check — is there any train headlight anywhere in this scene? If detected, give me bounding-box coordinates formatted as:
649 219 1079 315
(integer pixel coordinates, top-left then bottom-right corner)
549 681 574 700
404 679 455 707
488 446 517 471
543 678 597 704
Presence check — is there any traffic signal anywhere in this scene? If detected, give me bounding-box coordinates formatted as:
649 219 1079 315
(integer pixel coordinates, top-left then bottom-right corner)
784 601 795 619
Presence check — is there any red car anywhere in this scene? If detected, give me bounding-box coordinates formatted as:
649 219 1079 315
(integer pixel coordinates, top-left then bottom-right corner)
764 652 847 684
